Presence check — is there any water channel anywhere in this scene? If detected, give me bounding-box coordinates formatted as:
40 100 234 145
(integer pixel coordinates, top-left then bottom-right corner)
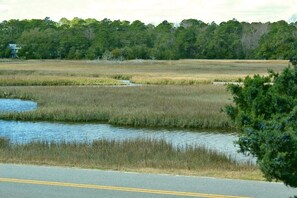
0 98 256 164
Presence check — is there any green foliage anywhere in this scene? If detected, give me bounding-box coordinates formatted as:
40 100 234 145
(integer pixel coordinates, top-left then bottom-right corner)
207 20 244 59
226 65 297 187
176 19 206 59
255 21 297 59
290 57 297 66
1 18 297 60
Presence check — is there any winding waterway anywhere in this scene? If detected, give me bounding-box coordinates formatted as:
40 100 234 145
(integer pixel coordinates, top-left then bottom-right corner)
0 99 255 164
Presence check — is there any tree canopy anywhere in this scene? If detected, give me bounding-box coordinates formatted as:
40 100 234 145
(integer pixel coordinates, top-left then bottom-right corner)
1 18 297 60
225 64 297 187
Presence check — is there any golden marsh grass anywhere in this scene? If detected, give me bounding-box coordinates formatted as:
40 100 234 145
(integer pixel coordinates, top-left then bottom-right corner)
0 59 287 85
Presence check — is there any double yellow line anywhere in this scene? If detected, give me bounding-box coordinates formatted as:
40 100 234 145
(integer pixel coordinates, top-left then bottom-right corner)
0 177 250 198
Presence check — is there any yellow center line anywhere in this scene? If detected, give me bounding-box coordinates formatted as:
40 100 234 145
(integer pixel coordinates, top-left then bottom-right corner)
0 177 250 198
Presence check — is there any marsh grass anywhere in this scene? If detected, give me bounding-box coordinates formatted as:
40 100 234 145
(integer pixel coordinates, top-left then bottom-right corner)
0 137 260 179
130 76 212 85
0 59 286 128
0 59 287 85
0 75 121 86
0 85 233 129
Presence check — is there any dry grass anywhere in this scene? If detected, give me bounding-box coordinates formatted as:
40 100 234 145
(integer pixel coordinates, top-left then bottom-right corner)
0 137 261 180
0 59 288 85
0 75 121 86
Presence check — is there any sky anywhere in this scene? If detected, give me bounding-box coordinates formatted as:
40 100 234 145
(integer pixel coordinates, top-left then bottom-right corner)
0 0 297 24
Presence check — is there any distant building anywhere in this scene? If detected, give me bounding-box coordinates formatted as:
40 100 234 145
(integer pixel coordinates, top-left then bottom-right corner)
8 44 21 58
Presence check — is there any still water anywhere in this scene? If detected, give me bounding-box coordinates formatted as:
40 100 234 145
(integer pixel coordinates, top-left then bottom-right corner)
0 99 37 113
0 99 255 164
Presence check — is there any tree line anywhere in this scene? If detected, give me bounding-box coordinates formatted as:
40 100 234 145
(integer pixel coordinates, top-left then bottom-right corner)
0 17 297 60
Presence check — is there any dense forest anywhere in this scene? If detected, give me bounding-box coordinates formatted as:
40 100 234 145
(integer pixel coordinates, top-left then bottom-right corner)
0 17 297 60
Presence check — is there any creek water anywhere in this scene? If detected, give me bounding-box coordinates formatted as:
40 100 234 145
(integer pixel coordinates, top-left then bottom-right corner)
0 99 37 113
120 80 142 86
0 99 255 164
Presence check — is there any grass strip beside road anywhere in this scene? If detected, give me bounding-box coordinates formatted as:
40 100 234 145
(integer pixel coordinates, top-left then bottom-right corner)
0 178 250 198
0 138 261 180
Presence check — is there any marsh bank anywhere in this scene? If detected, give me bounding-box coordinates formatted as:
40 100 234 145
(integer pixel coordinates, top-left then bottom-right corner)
0 98 255 164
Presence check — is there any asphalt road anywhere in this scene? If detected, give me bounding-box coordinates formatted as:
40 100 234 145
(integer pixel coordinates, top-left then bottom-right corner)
0 164 296 198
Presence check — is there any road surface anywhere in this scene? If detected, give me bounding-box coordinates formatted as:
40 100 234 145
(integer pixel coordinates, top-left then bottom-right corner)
0 164 296 198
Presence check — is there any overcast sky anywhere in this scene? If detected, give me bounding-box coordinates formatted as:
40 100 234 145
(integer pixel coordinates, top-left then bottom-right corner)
0 0 296 24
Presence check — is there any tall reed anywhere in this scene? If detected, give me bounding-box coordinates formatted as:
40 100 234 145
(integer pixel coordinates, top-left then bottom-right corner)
0 137 259 179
